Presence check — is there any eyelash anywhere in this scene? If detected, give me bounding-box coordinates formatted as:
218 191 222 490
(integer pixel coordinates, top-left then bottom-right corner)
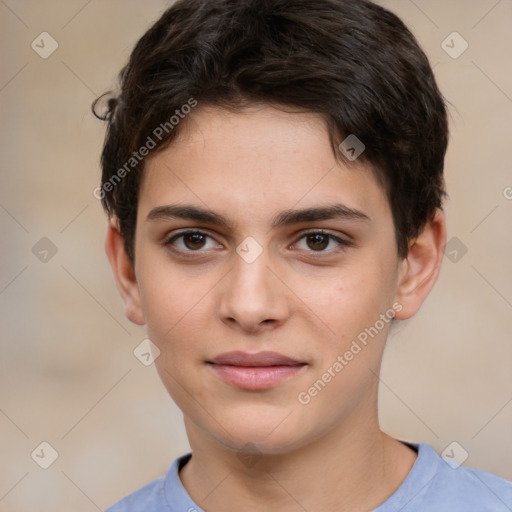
163 229 351 256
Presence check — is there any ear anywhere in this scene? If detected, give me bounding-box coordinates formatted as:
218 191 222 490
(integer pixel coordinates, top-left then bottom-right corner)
105 220 145 325
394 208 446 320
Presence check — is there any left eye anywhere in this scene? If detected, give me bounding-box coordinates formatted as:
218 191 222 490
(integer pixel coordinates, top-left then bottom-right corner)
294 232 348 252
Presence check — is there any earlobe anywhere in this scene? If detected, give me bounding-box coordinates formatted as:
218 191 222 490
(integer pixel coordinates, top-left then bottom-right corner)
105 220 146 326
394 209 446 320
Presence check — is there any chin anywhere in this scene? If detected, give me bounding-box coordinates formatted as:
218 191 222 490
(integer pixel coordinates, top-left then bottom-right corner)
205 406 317 455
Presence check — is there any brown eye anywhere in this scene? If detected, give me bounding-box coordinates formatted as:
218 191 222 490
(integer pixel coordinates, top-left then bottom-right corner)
165 230 219 252
183 232 207 250
306 233 330 251
293 231 350 253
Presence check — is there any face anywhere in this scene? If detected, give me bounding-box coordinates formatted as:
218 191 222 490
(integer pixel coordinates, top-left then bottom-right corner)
118 104 430 455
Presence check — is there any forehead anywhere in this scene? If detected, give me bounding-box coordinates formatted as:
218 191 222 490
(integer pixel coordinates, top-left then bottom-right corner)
139 104 390 225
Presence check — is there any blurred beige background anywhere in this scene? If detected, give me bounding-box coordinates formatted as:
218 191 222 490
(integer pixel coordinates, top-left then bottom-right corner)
1 0 511 510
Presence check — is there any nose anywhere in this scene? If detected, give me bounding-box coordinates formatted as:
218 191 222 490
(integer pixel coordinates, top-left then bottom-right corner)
217 248 291 334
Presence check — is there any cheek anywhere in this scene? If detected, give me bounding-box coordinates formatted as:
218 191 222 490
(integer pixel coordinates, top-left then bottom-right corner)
145 279 211 407
137 254 212 336
313 266 394 333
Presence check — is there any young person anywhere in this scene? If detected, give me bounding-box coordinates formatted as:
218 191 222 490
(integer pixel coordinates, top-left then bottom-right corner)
93 0 512 510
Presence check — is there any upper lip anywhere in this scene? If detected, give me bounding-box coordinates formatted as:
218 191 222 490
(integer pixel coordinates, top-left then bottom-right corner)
208 351 305 367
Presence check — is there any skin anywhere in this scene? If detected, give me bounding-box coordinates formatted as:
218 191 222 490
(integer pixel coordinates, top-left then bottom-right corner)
106 104 446 511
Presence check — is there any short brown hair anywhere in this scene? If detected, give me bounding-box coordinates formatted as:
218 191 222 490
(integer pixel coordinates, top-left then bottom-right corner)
93 0 449 262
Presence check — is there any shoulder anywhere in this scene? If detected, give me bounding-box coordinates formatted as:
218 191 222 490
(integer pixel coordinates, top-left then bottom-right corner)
104 453 195 512
430 460 512 509
394 442 512 511
104 476 166 512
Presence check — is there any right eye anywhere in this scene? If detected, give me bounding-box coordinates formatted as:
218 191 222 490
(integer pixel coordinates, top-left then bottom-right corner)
164 230 222 253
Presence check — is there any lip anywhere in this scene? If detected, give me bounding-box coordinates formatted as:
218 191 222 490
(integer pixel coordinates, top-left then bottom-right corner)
209 351 303 366
207 351 307 390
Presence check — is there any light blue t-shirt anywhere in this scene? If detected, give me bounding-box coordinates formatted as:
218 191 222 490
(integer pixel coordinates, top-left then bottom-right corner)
105 442 512 511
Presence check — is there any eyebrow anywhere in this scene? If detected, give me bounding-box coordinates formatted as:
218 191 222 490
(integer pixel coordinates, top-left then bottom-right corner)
146 203 371 229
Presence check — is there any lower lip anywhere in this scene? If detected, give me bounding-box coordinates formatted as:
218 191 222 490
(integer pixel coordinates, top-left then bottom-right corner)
209 364 305 390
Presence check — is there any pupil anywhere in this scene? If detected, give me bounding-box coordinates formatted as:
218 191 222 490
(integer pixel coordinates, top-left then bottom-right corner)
308 234 328 251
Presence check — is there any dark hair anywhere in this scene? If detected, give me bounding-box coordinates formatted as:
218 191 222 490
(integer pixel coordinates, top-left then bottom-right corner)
92 0 448 262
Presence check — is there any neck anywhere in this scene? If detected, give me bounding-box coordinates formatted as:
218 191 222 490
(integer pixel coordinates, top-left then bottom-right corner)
179 409 417 511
